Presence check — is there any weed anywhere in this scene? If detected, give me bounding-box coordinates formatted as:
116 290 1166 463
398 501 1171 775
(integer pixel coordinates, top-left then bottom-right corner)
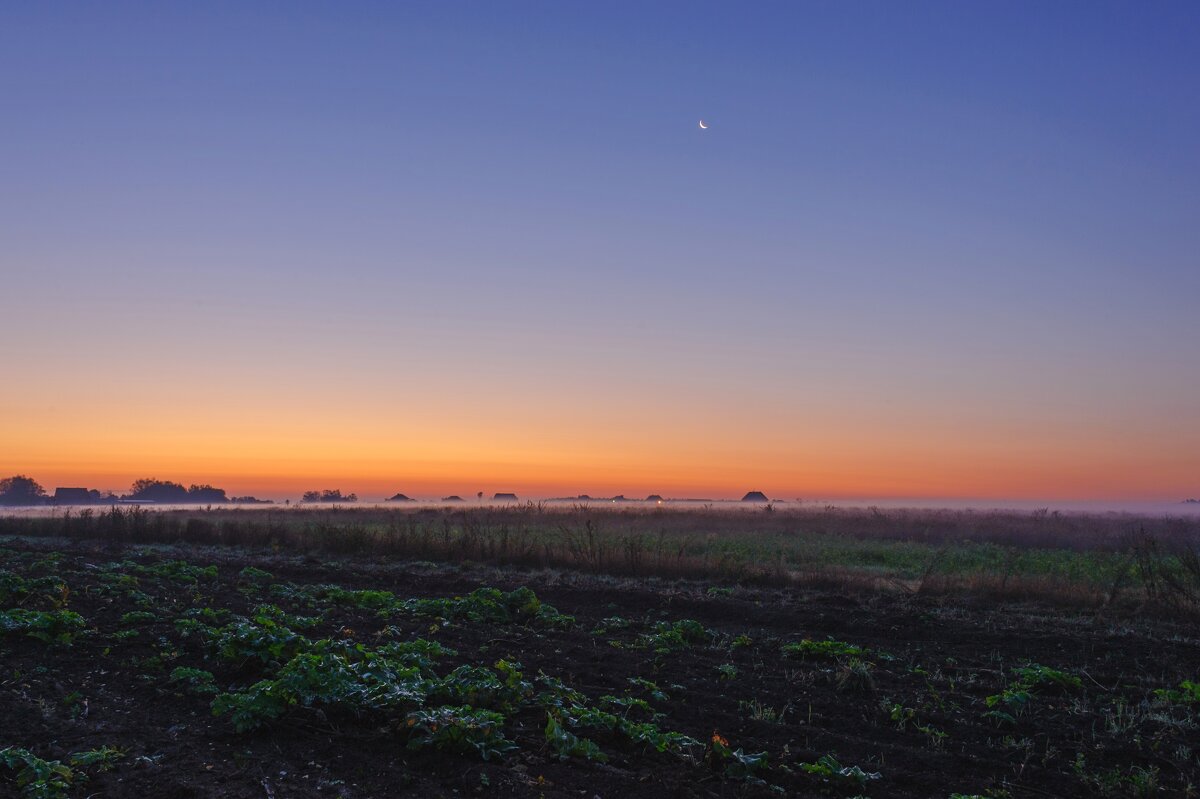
837 658 875 693
781 638 866 660
68 746 124 772
1154 679 1200 706
740 698 790 723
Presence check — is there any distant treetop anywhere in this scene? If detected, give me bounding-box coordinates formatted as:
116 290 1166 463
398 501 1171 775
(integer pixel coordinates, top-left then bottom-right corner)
301 489 357 503
0 475 48 506
125 479 228 504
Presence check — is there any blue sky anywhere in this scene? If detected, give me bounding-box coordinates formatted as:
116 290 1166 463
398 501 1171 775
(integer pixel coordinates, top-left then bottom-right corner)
2 2 1198 500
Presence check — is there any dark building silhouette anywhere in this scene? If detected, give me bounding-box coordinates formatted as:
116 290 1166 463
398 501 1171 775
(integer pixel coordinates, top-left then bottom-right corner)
741 491 769 502
492 492 519 501
52 487 106 505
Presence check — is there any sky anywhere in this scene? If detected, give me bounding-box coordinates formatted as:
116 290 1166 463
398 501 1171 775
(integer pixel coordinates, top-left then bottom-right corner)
2 1 1199 502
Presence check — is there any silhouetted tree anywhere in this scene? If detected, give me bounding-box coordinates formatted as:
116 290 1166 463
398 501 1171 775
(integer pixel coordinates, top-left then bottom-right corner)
187 484 229 503
127 479 189 503
301 489 357 503
0 475 48 505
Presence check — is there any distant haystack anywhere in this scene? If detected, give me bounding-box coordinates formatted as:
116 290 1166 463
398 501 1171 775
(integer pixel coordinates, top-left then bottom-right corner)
741 491 769 502
645 494 664 502
493 492 519 501
441 495 464 502
385 493 416 502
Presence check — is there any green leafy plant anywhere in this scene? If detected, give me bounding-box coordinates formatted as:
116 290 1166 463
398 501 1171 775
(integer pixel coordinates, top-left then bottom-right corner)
1011 664 1082 692
136 560 217 583
404 706 517 761
403 586 574 629
707 733 768 779
797 753 882 788
0 609 86 645
545 714 607 762
169 667 219 696
68 746 124 773
120 610 157 627
1153 679 1200 705
0 747 74 799
637 619 712 652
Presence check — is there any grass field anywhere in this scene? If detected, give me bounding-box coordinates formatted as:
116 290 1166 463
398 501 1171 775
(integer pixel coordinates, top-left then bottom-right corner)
2 504 1199 609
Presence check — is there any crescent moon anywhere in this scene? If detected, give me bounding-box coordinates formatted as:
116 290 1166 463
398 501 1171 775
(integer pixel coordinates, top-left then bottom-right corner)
698 120 708 129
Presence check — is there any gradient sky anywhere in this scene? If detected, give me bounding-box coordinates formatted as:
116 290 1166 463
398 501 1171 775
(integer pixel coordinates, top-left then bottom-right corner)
2 2 1199 501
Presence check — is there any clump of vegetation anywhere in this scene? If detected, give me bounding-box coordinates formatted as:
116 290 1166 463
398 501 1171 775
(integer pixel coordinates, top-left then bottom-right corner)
0 747 74 799
637 619 712 652
782 638 866 660
1154 679 1200 705
404 706 516 760
169 667 219 696
707 733 768 779
796 754 882 789
403 586 575 628
545 714 607 762
0 609 86 645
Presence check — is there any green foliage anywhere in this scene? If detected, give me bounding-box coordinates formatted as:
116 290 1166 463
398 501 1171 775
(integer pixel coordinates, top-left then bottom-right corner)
1154 679 1200 705
434 664 529 712
0 748 74 799
206 616 310 665
316 586 398 611
545 714 607 762
638 619 712 652
136 560 217 583
0 571 68 608
67 746 124 772
169 667 219 696
708 735 768 779
983 663 1080 724
716 663 738 681
0 609 86 645
563 704 699 756
403 586 574 629
120 610 157 627
212 644 432 731
1011 664 1082 691
797 754 883 788
238 566 274 583
404 706 518 761
781 638 866 660
627 676 669 702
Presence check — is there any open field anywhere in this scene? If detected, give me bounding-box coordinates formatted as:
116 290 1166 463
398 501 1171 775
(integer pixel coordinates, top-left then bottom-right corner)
2 504 1200 609
1 508 1199 797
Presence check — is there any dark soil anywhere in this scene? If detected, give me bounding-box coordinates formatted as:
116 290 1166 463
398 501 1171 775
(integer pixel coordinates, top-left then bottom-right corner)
1 538 1197 798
